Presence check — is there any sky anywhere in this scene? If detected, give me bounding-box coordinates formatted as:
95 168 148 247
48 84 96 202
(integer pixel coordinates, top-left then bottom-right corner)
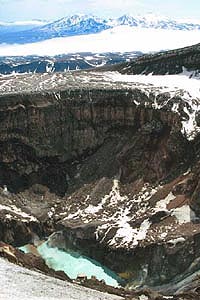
0 0 200 22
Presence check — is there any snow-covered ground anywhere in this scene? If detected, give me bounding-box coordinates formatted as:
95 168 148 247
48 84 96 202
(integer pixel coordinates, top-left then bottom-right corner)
0 257 122 300
106 70 200 99
0 26 200 56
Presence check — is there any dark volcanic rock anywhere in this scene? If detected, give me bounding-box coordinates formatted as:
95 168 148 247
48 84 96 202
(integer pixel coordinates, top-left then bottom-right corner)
117 121 191 184
0 85 183 195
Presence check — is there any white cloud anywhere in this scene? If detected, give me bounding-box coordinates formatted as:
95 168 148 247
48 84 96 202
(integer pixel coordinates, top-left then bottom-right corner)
0 26 199 56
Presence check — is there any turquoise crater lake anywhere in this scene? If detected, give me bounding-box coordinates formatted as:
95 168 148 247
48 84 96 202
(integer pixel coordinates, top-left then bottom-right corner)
20 242 123 287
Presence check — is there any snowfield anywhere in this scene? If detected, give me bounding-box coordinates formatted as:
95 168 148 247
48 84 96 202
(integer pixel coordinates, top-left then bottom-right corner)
0 26 200 56
0 257 122 300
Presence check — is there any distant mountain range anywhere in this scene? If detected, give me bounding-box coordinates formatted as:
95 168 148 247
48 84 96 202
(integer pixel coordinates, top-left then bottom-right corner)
1 14 200 44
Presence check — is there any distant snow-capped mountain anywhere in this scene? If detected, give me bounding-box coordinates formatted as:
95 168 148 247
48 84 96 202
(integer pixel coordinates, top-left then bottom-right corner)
39 14 109 35
115 14 200 30
0 14 110 44
1 13 200 45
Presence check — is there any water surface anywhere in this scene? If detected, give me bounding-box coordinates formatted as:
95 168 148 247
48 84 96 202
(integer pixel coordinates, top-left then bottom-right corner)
20 242 122 287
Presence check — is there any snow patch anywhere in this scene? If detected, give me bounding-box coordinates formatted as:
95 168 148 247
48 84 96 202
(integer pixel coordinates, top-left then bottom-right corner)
155 192 176 211
106 71 200 99
106 179 128 206
160 232 168 239
0 204 37 222
171 204 196 224
133 219 152 245
154 192 197 225
139 295 149 300
109 217 151 248
167 237 185 246
66 179 128 220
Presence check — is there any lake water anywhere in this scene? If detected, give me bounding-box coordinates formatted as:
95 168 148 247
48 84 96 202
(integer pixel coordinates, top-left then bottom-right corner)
20 242 122 287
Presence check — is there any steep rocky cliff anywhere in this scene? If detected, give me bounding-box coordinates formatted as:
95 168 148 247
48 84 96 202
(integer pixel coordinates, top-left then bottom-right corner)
0 59 200 299
0 71 187 194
